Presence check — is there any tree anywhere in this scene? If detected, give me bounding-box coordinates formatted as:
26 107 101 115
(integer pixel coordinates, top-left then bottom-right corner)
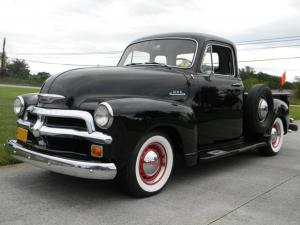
239 66 293 90
294 76 300 99
0 52 7 77
7 59 30 79
34 72 51 82
243 77 260 91
239 66 256 80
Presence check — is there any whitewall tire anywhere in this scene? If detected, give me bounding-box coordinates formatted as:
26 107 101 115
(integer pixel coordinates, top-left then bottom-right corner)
259 117 284 156
124 132 174 197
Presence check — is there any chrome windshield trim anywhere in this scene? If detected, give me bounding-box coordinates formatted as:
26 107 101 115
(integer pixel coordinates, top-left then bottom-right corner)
118 37 199 69
6 139 117 180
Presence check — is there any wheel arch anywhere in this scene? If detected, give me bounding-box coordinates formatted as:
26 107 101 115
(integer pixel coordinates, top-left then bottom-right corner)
148 125 185 162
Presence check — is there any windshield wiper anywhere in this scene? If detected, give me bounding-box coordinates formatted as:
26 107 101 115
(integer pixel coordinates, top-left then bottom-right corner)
145 62 170 68
126 62 172 69
125 63 143 66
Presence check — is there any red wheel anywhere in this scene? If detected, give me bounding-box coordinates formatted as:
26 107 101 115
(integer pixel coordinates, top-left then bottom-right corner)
258 117 284 156
138 142 168 185
270 118 284 152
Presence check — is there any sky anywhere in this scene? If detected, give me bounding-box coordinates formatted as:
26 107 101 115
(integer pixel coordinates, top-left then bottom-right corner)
1 0 300 81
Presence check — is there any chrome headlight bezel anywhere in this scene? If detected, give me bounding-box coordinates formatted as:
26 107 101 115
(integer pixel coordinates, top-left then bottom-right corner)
94 102 113 129
13 96 25 116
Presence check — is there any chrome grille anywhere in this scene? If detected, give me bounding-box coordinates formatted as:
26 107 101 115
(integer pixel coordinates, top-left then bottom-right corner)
17 106 112 144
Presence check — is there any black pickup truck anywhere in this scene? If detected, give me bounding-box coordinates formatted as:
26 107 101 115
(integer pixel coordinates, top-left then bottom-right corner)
7 33 298 197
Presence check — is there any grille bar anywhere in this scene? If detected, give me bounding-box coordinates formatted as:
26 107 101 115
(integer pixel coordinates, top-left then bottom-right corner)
18 106 112 144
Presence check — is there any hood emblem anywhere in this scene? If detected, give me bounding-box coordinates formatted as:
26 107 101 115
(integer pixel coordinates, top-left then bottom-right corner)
169 90 186 96
38 94 66 104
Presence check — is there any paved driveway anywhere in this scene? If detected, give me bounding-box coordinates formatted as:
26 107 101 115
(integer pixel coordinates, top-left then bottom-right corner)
1 122 299 225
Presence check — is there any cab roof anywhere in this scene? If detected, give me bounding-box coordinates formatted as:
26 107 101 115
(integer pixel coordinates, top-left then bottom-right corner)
130 32 235 47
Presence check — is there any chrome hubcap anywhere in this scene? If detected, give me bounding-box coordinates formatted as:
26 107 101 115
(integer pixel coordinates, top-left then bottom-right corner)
258 98 268 121
139 142 167 185
143 150 160 176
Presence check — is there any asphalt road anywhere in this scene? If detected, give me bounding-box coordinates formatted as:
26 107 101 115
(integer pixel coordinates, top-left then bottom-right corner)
1 123 299 225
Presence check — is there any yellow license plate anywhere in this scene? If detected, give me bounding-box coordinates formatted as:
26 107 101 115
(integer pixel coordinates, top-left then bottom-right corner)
16 127 28 143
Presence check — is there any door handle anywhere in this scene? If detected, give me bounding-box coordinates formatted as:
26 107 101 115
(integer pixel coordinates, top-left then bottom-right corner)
232 83 242 87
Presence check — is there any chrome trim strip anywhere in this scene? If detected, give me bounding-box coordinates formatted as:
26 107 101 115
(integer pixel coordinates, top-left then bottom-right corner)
38 126 112 144
6 139 117 180
118 37 199 69
95 102 114 130
38 94 66 104
17 119 32 127
101 102 114 117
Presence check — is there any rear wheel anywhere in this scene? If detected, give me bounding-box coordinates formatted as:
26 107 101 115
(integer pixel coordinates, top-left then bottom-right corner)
258 118 284 156
124 132 174 197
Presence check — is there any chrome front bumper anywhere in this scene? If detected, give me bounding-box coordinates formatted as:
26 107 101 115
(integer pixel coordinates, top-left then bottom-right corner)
6 139 117 180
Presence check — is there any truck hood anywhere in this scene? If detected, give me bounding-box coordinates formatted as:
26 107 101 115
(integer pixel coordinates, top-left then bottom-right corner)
40 66 189 109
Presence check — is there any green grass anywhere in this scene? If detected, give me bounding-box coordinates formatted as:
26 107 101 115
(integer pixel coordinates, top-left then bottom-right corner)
0 87 39 166
290 97 300 105
0 77 43 87
290 106 300 120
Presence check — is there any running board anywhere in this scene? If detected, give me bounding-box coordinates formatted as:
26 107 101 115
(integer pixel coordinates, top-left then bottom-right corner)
198 142 267 161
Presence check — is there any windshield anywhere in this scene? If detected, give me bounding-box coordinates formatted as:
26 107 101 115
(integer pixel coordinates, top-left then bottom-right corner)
118 39 197 68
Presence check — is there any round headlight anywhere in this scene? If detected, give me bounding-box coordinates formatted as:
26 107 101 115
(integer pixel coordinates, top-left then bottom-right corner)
94 102 113 129
13 96 25 116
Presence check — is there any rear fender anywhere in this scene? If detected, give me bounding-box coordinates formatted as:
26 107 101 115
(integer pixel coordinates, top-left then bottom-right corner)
273 99 289 134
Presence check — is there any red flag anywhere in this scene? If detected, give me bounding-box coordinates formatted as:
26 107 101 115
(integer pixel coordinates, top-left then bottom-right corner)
280 71 286 87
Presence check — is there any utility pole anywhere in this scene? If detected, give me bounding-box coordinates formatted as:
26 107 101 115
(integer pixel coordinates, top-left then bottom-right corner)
1 37 6 77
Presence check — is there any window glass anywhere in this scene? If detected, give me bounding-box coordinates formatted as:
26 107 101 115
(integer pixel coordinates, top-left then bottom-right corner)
212 52 219 71
155 55 167 64
132 51 150 64
124 52 132 65
211 45 234 75
119 39 197 68
176 53 193 68
201 46 213 74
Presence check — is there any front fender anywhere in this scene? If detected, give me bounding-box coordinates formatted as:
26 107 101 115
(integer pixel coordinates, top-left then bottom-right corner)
106 98 197 167
20 93 39 106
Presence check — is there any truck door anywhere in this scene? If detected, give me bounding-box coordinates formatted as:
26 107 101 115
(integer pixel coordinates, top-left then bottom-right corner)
195 43 243 146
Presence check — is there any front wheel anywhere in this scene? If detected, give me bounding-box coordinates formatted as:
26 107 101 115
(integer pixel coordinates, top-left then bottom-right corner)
258 117 284 156
124 132 174 197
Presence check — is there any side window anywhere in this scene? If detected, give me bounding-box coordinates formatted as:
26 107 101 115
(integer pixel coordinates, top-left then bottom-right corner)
201 44 235 76
201 46 213 74
211 45 234 75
